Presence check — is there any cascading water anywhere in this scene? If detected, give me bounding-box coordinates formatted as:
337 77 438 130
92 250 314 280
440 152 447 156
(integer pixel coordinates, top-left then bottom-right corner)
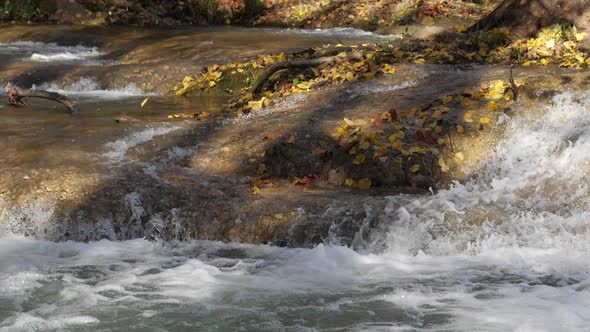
2 82 590 331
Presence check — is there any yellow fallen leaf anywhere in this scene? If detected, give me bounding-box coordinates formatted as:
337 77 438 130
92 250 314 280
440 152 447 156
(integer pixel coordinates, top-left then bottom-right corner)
140 97 149 108
480 117 490 124
487 101 500 111
576 32 586 41
344 117 355 127
209 71 222 80
358 178 372 190
452 25 466 33
438 157 450 172
380 64 396 74
441 95 453 104
563 40 576 51
464 111 473 123
409 164 420 173
252 186 260 195
199 112 211 121
485 80 505 100
345 178 355 187
296 81 313 90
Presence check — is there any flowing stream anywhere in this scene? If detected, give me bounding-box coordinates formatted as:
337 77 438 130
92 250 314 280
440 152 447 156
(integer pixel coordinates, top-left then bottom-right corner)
1 28 590 331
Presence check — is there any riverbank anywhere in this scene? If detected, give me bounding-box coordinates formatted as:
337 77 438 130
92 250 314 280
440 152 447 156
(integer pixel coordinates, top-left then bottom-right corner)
2 0 500 30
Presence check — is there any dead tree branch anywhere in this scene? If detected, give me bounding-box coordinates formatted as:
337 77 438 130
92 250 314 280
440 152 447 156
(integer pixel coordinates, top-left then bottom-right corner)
250 46 354 96
5 82 77 114
250 56 338 95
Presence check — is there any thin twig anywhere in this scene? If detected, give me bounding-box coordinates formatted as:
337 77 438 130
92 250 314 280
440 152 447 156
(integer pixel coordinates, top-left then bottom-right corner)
509 63 518 101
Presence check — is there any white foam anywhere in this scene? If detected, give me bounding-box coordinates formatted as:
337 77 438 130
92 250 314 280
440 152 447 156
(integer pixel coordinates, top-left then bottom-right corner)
0 313 99 332
272 27 402 40
34 78 151 99
0 41 102 63
103 125 180 162
30 48 101 62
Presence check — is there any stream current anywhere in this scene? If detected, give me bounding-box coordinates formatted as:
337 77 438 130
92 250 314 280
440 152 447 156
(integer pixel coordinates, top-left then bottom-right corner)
1 28 590 331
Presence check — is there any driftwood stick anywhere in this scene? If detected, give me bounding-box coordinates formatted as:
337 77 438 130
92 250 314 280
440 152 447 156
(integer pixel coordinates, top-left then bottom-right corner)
5 82 77 114
250 56 339 95
249 47 359 96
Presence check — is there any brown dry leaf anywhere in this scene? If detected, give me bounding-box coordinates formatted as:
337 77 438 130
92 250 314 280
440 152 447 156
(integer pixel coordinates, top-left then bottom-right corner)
357 178 372 190
292 175 317 188
353 153 366 165
262 131 281 140
388 108 398 121
285 133 296 144
441 95 453 104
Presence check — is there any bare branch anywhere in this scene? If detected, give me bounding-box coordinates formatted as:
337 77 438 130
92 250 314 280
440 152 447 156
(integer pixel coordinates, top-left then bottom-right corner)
5 82 77 115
